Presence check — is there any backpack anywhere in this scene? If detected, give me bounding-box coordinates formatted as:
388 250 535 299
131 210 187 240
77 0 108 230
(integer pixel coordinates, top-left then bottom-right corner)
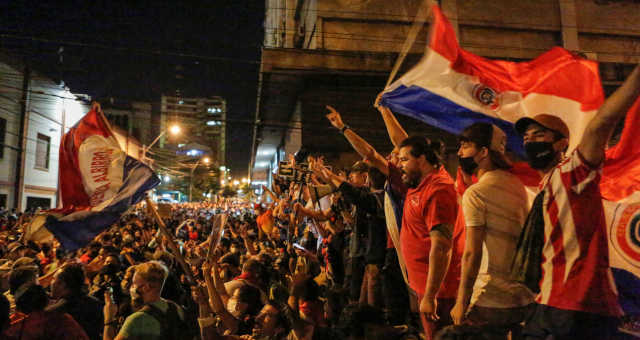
510 190 545 293
140 300 191 340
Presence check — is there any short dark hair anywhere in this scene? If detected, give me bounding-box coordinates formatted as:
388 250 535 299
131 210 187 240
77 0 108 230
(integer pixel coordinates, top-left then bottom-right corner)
57 263 86 293
351 161 369 174
367 166 386 190
460 123 494 149
242 258 264 275
460 123 511 170
236 284 262 316
266 301 291 331
16 285 48 313
9 268 37 294
399 136 441 166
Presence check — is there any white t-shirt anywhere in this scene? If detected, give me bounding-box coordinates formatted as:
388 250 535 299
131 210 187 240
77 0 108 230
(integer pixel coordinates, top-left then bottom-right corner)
462 169 535 308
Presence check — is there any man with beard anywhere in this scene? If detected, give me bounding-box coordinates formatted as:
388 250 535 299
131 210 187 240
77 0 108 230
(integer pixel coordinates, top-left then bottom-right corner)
397 136 458 339
103 260 187 340
325 105 463 330
515 65 640 339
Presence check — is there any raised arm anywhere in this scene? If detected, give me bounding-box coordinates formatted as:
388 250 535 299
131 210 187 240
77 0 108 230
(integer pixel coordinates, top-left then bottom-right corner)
375 93 408 148
579 65 640 165
263 185 279 204
293 202 331 221
326 105 389 176
203 262 239 334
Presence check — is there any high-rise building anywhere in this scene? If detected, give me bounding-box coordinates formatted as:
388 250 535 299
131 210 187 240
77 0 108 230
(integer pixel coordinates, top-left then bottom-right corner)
160 95 226 166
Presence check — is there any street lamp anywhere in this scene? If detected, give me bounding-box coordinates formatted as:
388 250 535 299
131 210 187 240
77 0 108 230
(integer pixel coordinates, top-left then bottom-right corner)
189 156 211 202
233 180 239 186
142 124 181 161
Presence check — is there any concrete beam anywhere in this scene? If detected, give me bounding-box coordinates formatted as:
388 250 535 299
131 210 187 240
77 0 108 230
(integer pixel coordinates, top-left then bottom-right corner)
559 0 580 52
441 0 460 39
262 48 397 74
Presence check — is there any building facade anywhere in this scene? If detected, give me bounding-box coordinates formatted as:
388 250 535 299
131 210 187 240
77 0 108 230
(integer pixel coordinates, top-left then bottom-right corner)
0 55 145 211
160 95 226 167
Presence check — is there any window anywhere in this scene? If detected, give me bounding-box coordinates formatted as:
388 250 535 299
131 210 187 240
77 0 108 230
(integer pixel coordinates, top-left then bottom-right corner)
26 196 51 211
0 117 5 159
35 133 50 170
0 194 6 208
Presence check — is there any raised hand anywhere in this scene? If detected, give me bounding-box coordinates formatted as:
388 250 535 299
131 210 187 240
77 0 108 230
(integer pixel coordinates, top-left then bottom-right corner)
374 92 384 108
325 105 345 130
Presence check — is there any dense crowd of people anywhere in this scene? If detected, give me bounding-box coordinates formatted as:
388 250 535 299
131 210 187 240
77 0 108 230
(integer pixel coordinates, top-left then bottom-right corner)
0 64 638 340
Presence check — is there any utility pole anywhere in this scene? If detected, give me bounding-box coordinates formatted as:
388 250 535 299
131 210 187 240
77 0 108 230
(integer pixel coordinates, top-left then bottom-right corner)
14 64 30 211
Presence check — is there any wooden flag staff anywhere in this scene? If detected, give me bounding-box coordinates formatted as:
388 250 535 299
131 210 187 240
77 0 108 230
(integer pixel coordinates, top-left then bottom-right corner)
385 0 435 89
145 197 197 286
205 214 227 264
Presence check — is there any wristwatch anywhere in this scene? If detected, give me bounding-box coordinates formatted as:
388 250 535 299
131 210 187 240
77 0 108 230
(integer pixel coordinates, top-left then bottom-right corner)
340 125 351 134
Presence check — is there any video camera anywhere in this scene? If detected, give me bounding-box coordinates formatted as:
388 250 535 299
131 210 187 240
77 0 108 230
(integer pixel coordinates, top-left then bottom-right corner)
275 147 313 184
276 161 312 184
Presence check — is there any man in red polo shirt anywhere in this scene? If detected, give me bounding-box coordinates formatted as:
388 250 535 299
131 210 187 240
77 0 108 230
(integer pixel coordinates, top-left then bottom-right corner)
397 136 458 339
516 64 640 339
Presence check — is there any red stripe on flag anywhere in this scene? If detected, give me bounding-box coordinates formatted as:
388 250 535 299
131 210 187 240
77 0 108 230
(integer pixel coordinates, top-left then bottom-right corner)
428 6 604 112
58 108 114 208
602 97 640 201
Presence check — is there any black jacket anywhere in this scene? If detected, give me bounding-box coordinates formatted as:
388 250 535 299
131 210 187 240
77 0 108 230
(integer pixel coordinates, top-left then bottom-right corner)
338 182 387 265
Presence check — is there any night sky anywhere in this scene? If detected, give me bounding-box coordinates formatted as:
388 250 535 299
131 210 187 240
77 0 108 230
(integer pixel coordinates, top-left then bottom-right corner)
0 0 265 178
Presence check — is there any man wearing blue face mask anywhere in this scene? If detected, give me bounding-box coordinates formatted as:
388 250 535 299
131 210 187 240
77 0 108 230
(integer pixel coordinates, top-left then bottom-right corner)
514 65 640 340
451 123 535 339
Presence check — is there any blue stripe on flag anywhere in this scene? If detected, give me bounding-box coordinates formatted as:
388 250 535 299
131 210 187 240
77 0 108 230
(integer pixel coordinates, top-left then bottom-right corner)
381 85 526 157
46 156 160 250
612 267 640 314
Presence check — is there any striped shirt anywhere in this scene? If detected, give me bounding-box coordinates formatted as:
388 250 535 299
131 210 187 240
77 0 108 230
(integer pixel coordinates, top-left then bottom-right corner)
537 150 621 316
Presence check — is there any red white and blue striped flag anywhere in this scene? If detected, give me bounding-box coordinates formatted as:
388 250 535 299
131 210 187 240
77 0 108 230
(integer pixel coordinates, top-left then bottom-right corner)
381 5 640 314
25 105 160 250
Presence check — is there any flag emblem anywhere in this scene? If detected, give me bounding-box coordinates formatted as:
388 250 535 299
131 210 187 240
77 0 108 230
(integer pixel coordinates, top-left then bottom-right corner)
612 203 640 269
472 84 500 110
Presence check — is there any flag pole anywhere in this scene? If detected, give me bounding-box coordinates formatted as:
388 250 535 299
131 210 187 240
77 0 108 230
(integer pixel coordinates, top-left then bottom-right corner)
205 214 227 264
145 197 197 285
385 0 435 88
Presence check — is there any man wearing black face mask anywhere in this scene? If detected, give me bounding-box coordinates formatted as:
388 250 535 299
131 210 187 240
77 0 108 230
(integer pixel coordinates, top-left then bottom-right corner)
451 123 535 337
514 65 640 340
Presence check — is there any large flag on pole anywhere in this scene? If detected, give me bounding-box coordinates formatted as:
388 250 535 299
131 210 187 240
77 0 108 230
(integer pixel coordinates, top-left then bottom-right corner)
24 104 160 250
381 5 640 314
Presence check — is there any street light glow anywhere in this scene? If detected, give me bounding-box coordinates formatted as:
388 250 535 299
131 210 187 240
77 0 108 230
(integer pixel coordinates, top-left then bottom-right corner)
169 124 181 135
233 180 239 186
219 166 226 171
203 157 210 164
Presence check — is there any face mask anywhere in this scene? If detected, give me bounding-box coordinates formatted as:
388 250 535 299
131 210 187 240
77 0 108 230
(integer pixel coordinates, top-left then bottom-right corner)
525 142 556 169
458 154 478 174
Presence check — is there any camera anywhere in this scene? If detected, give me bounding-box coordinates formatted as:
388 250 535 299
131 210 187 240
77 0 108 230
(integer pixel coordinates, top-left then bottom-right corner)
276 161 312 184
